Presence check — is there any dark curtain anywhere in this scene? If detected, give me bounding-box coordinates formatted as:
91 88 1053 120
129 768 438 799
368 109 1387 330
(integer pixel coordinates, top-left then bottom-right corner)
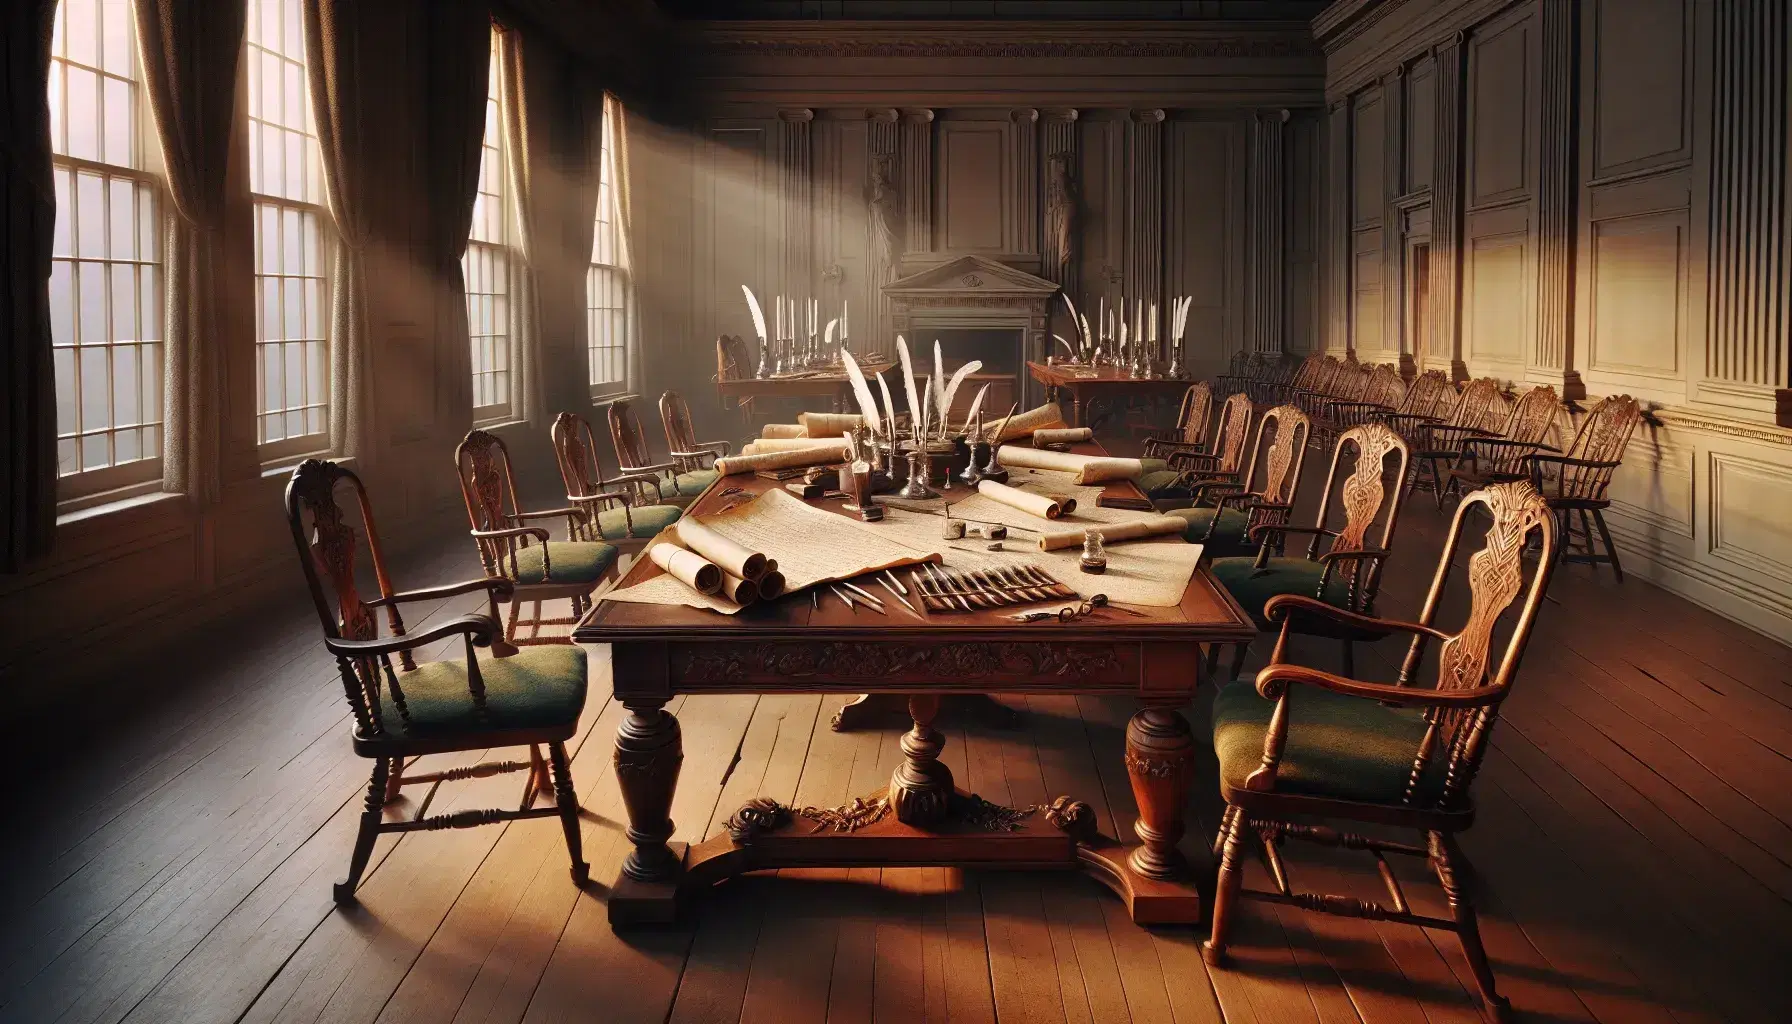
302 0 375 461
424 1 492 428
133 0 246 506
0 0 58 572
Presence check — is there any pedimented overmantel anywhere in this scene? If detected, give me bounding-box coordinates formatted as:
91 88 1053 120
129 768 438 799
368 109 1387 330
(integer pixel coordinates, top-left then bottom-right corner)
883 256 1059 409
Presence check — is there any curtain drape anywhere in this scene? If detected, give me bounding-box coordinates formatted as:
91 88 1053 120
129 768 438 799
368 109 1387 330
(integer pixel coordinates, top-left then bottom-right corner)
133 0 246 506
302 0 375 462
497 28 545 425
424 1 492 428
561 73 605 417
0 0 59 572
609 94 642 396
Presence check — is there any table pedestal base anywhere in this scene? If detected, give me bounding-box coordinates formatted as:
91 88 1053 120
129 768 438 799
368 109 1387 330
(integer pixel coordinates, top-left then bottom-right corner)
606 792 1202 927
830 692 1021 731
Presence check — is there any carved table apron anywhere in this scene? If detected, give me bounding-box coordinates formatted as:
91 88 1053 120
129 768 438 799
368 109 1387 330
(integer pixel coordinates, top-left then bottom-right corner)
573 452 1255 929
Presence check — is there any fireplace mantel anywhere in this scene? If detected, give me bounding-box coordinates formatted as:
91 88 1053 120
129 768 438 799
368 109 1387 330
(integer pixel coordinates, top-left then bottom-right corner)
883 255 1060 406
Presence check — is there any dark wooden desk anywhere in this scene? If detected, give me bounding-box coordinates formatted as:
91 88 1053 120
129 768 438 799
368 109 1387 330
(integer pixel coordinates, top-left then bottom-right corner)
715 362 894 422
1027 361 1193 428
574 449 1255 928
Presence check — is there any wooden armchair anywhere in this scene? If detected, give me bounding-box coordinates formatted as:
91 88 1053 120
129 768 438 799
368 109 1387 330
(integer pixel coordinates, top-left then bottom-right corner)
550 411 685 552
1204 480 1557 1024
1260 352 1326 407
1247 352 1300 407
608 399 720 507
1167 403 1311 559
1209 421 1411 680
1529 394 1641 580
1159 390 1254 509
1138 382 1214 500
1313 363 1405 449
1214 351 1256 399
660 390 733 475
284 459 589 904
456 429 620 646
1399 377 1507 507
1446 384 1562 499
1366 368 1453 433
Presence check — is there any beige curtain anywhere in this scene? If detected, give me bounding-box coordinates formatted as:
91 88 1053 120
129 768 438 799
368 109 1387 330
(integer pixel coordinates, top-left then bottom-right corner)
424 1 492 428
133 0 246 506
560 73 605 418
497 27 544 425
608 94 641 395
1 0 59 571
302 0 374 461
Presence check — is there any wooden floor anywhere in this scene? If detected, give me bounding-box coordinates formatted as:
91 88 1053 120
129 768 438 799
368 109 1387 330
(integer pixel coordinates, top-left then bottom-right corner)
5 463 1791 1024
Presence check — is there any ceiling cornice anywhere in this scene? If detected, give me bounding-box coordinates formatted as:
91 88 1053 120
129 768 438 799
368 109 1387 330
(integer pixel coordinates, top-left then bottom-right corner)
690 19 1323 60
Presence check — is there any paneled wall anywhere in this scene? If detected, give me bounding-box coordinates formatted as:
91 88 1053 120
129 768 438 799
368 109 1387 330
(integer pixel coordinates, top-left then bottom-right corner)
636 20 1326 440
1316 0 1792 641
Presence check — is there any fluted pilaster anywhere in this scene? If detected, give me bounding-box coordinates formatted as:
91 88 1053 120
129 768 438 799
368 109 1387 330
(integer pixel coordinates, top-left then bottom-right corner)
1534 5 1582 397
1041 109 1079 296
1326 99 1352 355
1430 33 1467 380
1246 109 1290 355
778 109 814 308
869 109 900 349
1126 109 1165 311
901 108 934 256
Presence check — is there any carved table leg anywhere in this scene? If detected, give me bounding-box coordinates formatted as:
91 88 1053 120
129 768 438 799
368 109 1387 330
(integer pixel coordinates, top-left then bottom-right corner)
1125 705 1196 880
614 698 683 883
832 692 1020 731
887 695 954 826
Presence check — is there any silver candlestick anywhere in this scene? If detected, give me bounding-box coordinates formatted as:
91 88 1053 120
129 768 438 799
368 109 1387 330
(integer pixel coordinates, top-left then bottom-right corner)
900 448 939 500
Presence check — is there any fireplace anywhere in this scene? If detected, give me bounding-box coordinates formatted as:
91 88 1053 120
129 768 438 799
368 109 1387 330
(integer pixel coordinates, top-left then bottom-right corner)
883 255 1060 412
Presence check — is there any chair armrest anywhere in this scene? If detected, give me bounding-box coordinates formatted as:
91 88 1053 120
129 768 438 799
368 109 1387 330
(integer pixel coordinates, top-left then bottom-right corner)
366 577 514 608
1316 547 1389 566
570 490 630 508
607 473 669 502
1248 523 1335 544
1262 594 1453 642
1143 438 1206 458
1167 450 1221 469
324 613 500 658
1529 453 1621 470
1254 663 1503 707
470 525 550 542
1464 438 1559 454
630 461 678 476
669 449 719 461
511 506 589 523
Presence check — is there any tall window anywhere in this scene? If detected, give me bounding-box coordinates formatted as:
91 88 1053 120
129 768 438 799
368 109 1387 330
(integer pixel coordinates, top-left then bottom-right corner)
586 98 629 395
48 0 164 502
465 30 511 421
248 0 330 457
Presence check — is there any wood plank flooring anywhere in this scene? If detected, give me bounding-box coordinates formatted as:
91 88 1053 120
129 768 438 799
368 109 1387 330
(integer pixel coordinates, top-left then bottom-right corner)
3 463 1789 1024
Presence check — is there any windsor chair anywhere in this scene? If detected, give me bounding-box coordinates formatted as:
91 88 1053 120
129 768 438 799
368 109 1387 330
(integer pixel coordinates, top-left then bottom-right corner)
1529 394 1642 580
550 411 685 552
609 399 720 507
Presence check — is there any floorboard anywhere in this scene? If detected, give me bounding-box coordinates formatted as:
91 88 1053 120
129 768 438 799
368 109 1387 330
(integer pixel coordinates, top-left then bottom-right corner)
6 454 1791 1024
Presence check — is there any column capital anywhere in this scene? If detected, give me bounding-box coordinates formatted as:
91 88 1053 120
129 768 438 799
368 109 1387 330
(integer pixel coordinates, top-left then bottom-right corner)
1131 108 1167 124
778 108 814 123
902 108 935 124
867 107 900 123
1011 107 1039 124
1042 107 1080 122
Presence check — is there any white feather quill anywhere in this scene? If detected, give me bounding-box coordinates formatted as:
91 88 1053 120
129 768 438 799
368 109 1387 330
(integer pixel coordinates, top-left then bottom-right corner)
896 336 924 440
741 285 768 343
932 340 949 416
938 359 983 439
1079 314 1092 357
824 318 838 350
1053 334 1078 359
875 371 898 441
840 348 882 437
920 387 932 442
961 383 991 436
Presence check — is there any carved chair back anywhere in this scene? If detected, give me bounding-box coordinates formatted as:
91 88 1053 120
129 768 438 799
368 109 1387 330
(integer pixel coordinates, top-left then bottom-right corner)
1392 481 1557 809
607 400 655 473
1555 394 1641 501
1472 385 1561 477
1211 391 1256 475
285 459 405 735
1291 353 1328 390
1440 377 1504 431
1361 365 1407 410
1289 422 1412 610
1239 404 1312 505
660 390 699 461
456 429 535 578
552 410 606 507
1174 382 1215 446
1401 369 1453 418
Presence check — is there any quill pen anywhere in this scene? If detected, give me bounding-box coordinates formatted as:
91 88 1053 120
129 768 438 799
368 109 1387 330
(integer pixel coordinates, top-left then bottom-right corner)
938 359 983 439
841 348 882 437
875 371 898 441
741 285 768 343
897 335 924 440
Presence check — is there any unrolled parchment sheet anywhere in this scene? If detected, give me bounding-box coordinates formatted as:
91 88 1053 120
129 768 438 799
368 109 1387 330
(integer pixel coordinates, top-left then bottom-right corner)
1032 427 1093 446
1037 515 1186 551
715 442 850 477
602 573 749 615
741 437 853 456
761 423 807 439
682 486 940 592
985 404 1066 444
673 516 767 580
798 412 865 436
976 479 1064 519
647 542 721 595
996 446 1141 485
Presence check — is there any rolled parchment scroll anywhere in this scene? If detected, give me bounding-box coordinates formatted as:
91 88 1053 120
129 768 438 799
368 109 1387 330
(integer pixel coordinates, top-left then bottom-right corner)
742 437 852 456
718 572 760 604
995 445 1143 485
673 516 768 580
984 404 1065 444
1038 516 1185 551
714 441 851 477
1032 427 1093 447
757 570 787 600
976 479 1066 520
797 412 864 436
760 423 807 439
647 542 722 595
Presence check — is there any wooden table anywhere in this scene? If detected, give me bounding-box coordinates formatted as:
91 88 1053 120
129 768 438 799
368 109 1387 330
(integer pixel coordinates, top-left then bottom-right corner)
574 448 1255 928
1027 361 1194 428
716 362 894 422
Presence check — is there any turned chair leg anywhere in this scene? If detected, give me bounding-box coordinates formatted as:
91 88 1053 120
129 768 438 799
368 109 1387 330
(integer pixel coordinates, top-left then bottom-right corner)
548 741 589 885
1227 642 1250 682
1203 802 1249 966
1593 509 1623 582
383 756 405 803
335 757 390 905
1432 832 1510 1023
506 599 521 645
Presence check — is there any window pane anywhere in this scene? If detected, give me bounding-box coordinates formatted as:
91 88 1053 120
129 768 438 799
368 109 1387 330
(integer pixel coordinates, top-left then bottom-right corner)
102 75 130 165
65 66 98 161
587 98 630 392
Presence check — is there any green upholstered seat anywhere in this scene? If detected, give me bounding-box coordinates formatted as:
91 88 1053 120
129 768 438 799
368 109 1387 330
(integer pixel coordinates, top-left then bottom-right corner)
1167 506 1254 557
1138 458 1191 499
595 503 681 541
511 541 617 586
673 469 720 497
389 645 587 738
1211 677 1447 805
1211 556 1357 631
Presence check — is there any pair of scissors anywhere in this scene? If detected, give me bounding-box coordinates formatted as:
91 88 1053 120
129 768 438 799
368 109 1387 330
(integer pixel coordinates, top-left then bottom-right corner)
1007 594 1146 623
